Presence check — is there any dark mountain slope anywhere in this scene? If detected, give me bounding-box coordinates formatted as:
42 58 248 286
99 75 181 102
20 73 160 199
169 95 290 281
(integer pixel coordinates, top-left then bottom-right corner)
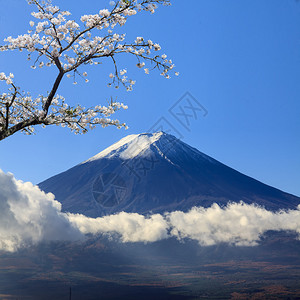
39 132 300 217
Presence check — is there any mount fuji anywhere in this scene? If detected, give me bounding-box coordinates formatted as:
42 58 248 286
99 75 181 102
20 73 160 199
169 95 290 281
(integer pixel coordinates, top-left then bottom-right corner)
39 132 300 217
3 132 300 299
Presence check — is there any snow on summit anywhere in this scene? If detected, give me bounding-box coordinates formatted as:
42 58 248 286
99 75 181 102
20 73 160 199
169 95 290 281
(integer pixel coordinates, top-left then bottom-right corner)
83 131 217 165
85 132 165 162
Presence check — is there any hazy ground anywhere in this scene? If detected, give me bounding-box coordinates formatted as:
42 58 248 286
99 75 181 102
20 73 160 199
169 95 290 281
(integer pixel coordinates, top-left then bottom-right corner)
1 231 300 299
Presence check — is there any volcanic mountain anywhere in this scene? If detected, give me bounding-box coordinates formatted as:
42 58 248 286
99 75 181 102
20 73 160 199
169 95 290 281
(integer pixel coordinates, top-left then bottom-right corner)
39 132 300 217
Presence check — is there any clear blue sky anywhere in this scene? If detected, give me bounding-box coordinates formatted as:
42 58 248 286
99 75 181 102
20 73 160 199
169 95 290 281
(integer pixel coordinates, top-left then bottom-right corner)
0 0 299 197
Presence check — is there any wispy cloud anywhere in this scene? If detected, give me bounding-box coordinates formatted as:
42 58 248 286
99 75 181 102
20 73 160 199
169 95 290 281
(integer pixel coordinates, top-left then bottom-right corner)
0 170 299 252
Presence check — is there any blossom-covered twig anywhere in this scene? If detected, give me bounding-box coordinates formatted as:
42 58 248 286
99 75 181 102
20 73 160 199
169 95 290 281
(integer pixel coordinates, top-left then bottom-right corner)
0 0 176 141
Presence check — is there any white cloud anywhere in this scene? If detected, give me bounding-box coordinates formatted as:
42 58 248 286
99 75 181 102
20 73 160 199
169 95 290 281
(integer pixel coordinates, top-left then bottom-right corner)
167 203 300 246
0 170 83 252
68 212 169 243
0 169 299 252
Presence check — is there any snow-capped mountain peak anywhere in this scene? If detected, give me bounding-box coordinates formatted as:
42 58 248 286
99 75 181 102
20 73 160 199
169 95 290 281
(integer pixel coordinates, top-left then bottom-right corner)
85 132 170 162
39 132 300 217
83 131 218 167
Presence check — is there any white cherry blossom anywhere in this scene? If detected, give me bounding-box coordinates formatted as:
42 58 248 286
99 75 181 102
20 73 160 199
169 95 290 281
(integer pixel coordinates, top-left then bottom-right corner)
0 0 175 141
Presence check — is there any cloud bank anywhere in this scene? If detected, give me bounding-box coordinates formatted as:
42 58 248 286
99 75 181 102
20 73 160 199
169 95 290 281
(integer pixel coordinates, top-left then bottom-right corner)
0 170 300 252
167 203 300 246
0 170 83 252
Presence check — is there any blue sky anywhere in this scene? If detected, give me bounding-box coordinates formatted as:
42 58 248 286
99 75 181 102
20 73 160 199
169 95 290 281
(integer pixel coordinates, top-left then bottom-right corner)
0 0 299 197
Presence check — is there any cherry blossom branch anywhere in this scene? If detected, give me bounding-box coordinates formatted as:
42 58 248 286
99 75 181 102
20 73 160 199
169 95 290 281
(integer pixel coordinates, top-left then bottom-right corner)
0 0 175 141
